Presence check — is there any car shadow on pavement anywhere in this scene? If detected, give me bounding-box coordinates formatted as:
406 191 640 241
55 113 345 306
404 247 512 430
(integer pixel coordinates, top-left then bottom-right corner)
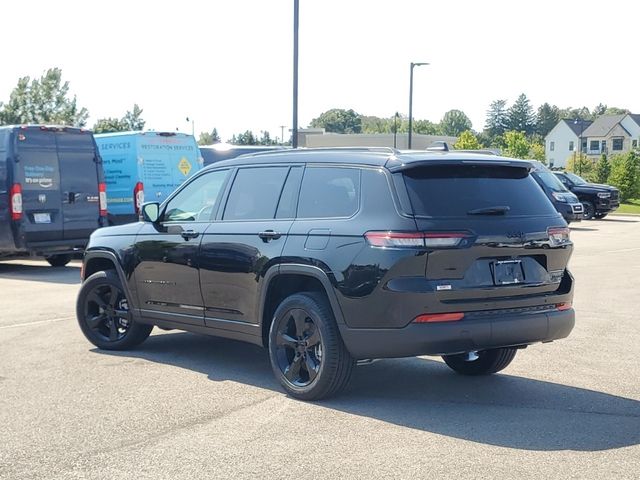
569 226 599 231
95 331 640 453
601 217 639 223
0 262 81 285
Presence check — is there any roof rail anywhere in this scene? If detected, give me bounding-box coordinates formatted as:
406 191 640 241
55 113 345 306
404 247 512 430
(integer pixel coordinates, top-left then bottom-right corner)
241 146 400 157
457 149 500 155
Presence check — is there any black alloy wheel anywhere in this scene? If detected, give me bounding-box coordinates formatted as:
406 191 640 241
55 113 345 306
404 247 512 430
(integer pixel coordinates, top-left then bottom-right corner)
77 270 152 350
581 201 595 220
269 293 354 400
273 308 323 387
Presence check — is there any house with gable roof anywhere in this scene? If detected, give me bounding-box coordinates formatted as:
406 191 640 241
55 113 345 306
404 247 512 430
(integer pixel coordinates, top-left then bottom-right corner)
545 114 640 168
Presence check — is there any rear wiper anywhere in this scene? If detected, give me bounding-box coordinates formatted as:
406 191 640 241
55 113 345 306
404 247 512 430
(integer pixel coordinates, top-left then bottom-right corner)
467 206 510 215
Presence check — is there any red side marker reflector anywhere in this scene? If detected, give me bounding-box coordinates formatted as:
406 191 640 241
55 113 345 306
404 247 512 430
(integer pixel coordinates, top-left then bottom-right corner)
413 312 464 323
556 302 572 311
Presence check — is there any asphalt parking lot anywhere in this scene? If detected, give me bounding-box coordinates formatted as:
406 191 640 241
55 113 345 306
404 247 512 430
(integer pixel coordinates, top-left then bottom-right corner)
1 217 639 480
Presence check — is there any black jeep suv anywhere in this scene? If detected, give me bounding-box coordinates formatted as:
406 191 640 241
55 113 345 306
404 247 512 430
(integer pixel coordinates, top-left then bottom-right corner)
76 148 575 400
554 171 620 219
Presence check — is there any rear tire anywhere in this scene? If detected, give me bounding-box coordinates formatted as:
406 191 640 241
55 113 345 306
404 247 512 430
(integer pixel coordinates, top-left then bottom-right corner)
268 292 355 401
442 348 517 376
46 254 72 267
76 270 153 350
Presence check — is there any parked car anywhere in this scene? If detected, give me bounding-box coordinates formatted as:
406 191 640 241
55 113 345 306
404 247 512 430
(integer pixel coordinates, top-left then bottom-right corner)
199 143 286 166
76 148 575 400
0 125 107 266
94 131 202 225
553 171 620 219
529 161 583 223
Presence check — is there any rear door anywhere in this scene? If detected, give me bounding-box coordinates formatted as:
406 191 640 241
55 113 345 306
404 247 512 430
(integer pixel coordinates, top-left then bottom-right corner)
400 163 572 310
14 128 64 243
56 130 101 239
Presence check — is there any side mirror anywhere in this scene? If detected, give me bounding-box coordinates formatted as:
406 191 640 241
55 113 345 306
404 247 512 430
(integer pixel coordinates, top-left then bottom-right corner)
141 202 160 223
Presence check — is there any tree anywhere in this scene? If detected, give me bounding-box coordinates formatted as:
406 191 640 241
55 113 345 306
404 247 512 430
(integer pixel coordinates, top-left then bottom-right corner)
0 68 88 126
439 109 472 136
198 128 220 145
122 104 145 130
412 118 440 135
93 104 146 133
453 130 482 150
502 131 530 159
529 143 546 163
604 107 631 116
594 154 611 184
309 108 362 134
535 103 560 137
258 130 278 145
559 106 592 121
484 99 508 137
566 153 596 182
229 130 258 145
592 103 607 117
507 93 535 135
608 151 640 201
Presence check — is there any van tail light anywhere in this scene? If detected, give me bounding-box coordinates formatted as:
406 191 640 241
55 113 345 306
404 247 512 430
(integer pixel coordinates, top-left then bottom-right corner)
548 226 570 246
98 182 108 217
133 182 144 214
10 183 23 221
414 312 465 323
364 231 470 248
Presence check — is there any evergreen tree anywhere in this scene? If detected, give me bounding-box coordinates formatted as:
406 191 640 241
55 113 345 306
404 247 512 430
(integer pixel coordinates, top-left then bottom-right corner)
507 94 535 135
484 99 508 137
535 103 560 137
594 154 611 184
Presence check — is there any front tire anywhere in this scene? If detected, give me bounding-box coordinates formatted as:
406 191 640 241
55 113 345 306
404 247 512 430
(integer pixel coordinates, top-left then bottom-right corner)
76 270 153 350
442 348 517 375
268 292 355 400
582 201 595 220
46 254 72 267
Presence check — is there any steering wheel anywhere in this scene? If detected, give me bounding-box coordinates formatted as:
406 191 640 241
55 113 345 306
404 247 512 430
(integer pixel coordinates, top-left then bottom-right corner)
195 204 214 221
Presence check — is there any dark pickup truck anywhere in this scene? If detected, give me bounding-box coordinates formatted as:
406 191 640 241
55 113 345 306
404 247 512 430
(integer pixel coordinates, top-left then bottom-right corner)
554 171 620 219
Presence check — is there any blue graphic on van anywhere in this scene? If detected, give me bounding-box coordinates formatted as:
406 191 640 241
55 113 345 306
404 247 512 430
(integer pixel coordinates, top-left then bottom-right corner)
94 131 203 222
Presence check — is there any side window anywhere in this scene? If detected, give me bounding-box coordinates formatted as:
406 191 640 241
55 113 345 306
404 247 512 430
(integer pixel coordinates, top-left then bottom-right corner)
163 169 228 222
276 167 303 219
298 167 360 219
223 167 289 221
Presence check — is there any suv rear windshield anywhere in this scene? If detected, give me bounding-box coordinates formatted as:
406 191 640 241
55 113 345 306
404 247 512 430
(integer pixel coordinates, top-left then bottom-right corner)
403 165 557 217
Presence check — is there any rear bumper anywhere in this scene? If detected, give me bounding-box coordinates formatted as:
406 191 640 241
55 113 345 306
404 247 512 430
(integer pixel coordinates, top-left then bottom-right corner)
339 308 575 359
24 238 88 255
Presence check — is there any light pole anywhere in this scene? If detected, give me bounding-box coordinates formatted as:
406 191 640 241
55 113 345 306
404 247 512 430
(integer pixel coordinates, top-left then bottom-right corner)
279 125 287 145
574 118 585 176
393 112 399 148
408 62 429 150
292 0 299 148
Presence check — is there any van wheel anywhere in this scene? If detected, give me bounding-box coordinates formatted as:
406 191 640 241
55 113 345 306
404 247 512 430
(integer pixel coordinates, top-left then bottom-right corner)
268 292 355 401
76 270 153 350
442 348 517 375
46 254 72 267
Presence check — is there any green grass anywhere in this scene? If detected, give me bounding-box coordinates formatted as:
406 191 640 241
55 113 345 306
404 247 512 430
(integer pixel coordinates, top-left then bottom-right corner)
617 199 640 215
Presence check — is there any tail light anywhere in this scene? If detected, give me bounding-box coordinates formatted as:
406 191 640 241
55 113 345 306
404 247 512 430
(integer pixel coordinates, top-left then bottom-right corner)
556 302 572 311
365 231 470 248
98 182 108 217
133 182 144 214
10 183 23 221
414 312 465 323
548 227 570 246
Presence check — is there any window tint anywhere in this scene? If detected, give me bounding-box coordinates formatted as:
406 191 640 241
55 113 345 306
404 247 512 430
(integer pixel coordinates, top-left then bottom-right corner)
298 167 360 218
403 165 557 217
164 169 228 222
223 167 289 220
276 167 303 219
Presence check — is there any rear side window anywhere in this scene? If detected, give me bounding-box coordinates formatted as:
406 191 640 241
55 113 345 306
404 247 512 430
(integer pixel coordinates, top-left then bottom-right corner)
403 165 557 217
298 167 360 218
223 167 289 220
16 131 61 191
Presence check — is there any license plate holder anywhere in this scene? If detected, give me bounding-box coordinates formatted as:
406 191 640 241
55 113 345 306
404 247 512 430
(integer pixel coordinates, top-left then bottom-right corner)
33 213 51 224
492 260 524 285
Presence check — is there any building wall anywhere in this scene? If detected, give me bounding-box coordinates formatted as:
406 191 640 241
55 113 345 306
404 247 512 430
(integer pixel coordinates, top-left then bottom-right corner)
621 115 640 149
545 122 578 168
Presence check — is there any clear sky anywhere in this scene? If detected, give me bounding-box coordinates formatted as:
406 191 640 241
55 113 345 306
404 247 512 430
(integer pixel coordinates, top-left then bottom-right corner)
1 0 638 142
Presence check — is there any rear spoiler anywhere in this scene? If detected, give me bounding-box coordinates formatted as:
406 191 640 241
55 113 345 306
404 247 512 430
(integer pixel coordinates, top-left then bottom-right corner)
385 157 534 173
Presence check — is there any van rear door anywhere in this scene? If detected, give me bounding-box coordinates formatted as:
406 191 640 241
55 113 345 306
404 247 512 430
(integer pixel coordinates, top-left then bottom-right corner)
55 130 101 240
15 129 64 243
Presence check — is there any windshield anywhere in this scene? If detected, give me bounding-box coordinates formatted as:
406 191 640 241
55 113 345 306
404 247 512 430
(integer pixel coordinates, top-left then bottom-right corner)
565 172 587 185
537 172 569 193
